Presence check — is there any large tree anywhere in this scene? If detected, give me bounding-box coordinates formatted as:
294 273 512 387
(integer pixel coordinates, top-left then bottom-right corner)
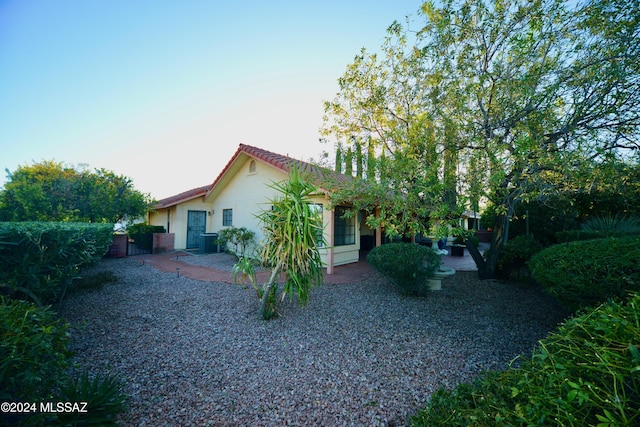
322 0 640 279
322 22 456 239
0 161 152 223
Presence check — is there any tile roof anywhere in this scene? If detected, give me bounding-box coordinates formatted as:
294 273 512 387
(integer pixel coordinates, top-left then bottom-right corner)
154 184 210 209
206 144 350 198
154 144 351 208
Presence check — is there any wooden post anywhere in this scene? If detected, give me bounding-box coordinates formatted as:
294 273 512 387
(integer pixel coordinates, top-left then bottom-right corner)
327 207 335 274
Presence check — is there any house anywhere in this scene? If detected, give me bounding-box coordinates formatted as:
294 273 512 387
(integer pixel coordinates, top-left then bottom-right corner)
148 144 379 273
147 184 212 250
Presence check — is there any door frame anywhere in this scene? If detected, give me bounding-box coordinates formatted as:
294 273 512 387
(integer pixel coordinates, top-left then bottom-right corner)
186 210 207 249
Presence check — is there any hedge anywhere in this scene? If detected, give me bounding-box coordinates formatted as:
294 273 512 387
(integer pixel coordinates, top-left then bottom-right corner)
127 224 165 251
555 229 640 243
0 297 72 404
0 222 113 305
529 236 640 311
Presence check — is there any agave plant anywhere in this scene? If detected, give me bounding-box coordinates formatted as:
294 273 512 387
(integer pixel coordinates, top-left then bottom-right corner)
255 166 325 320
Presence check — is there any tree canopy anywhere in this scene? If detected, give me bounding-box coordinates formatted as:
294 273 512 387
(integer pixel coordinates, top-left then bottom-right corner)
321 0 640 278
0 160 153 223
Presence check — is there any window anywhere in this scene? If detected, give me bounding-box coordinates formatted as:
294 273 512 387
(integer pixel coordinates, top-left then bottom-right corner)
249 160 256 174
334 206 355 246
309 203 324 247
222 209 233 226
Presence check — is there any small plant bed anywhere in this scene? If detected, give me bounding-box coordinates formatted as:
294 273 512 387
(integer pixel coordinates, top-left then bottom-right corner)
175 251 256 272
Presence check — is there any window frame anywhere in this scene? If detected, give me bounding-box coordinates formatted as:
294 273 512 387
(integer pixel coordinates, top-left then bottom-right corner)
333 206 356 246
308 203 324 247
222 208 233 227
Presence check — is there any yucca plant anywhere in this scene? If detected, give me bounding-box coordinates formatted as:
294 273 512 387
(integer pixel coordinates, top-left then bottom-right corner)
56 370 126 426
255 166 325 320
581 214 640 233
232 256 260 296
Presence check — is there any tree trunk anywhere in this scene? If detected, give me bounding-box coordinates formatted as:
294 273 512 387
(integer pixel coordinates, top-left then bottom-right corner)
467 213 509 280
260 265 282 320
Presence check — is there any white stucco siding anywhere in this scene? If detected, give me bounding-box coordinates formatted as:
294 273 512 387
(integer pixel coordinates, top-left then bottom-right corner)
211 158 288 256
311 196 360 267
210 158 360 266
174 199 214 249
148 208 169 230
150 199 213 250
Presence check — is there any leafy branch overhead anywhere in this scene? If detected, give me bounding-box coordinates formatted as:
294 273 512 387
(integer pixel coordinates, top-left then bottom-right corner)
321 0 640 279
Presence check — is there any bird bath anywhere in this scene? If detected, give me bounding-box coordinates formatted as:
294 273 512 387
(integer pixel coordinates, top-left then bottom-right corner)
427 266 456 290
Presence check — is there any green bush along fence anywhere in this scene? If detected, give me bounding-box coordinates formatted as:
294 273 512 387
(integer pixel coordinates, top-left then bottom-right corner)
126 223 165 252
555 229 640 243
0 222 113 305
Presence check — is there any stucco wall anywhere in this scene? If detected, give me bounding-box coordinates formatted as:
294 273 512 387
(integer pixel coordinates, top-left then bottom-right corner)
148 156 362 267
210 157 360 267
211 157 285 257
148 207 170 230
149 198 213 250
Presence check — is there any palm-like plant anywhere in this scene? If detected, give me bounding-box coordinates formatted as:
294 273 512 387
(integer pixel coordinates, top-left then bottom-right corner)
255 166 325 319
581 214 640 233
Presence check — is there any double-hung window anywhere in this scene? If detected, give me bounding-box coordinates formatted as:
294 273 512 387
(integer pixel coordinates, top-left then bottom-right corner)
222 209 233 226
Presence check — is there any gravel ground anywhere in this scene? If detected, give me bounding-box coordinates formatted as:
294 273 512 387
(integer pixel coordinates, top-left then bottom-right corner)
56 256 568 426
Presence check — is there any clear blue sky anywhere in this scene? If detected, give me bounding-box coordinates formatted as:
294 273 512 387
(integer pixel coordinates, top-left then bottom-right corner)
0 0 423 200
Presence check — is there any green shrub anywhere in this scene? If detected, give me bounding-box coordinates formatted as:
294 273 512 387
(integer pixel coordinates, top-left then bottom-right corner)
367 243 441 296
555 229 633 243
497 235 544 281
125 223 166 234
0 297 126 426
556 214 640 243
529 236 640 311
126 223 165 251
56 371 126 427
410 293 640 426
218 226 256 257
0 222 114 305
0 297 72 403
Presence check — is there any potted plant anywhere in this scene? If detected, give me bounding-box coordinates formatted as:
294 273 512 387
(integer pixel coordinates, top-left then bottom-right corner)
451 236 466 256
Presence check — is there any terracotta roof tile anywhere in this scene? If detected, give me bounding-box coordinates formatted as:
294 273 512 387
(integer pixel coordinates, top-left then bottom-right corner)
154 184 210 209
206 144 350 198
156 145 351 207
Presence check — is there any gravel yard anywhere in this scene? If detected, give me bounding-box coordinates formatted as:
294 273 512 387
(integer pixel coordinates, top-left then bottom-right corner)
57 254 568 426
